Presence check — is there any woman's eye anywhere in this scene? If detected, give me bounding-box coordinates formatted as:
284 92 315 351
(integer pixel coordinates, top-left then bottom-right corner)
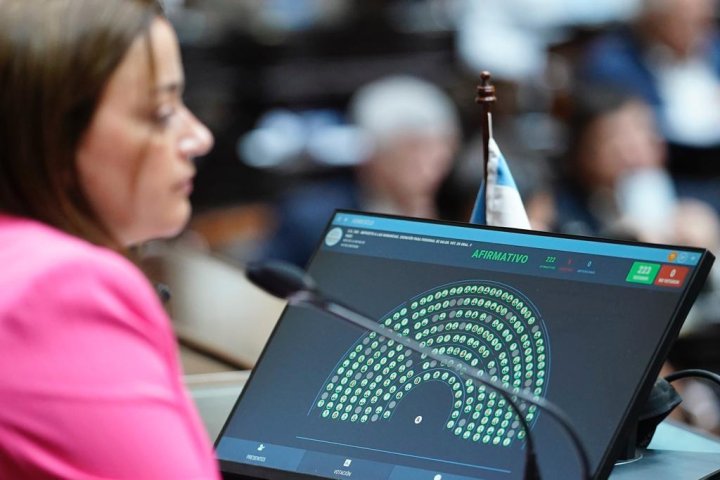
154 106 176 126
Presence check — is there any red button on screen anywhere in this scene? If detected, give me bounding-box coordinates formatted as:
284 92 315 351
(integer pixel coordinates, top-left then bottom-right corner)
654 265 689 288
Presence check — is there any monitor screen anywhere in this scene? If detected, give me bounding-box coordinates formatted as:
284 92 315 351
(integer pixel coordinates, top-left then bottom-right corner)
216 211 714 480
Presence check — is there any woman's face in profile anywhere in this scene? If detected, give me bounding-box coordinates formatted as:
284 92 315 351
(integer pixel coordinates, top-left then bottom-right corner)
76 17 213 246
579 100 665 189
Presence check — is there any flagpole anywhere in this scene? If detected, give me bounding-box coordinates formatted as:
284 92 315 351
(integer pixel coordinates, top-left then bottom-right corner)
476 71 496 218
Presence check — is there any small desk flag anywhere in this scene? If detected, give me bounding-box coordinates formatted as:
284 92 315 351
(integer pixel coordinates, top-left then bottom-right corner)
470 138 530 229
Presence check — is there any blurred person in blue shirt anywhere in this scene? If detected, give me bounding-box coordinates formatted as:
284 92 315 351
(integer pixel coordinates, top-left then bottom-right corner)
529 85 719 252
581 0 720 197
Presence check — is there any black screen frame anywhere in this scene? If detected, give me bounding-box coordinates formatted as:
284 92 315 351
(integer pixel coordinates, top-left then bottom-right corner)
217 209 716 480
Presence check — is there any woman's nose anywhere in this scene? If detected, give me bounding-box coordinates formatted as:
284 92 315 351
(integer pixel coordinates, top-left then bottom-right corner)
179 109 214 159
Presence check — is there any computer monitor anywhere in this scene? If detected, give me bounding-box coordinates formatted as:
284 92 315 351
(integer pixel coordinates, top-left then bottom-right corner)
216 211 715 479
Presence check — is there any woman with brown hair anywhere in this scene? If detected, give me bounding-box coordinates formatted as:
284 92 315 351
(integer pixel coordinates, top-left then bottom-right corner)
0 0 219 477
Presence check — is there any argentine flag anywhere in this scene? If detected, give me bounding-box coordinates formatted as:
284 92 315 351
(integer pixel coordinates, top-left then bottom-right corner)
470 138 530 229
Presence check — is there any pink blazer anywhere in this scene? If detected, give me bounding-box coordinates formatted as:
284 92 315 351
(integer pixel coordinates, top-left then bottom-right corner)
0 215 220 479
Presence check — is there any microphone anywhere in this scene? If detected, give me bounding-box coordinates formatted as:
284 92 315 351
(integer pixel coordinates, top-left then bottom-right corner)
155 282 172 304
246 261 591 480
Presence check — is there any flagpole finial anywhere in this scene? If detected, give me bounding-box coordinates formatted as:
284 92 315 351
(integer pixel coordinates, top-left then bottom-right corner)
475 72 495 201
476 71 496 105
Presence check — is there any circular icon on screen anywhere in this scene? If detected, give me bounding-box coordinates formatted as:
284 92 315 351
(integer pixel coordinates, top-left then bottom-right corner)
325 227 343 247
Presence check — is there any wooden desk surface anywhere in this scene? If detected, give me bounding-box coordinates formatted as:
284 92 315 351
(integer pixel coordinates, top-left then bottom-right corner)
149 244 286 369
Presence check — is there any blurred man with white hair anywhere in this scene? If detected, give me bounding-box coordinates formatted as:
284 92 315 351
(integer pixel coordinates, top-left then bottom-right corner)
351 75 460 219
260 75 460 266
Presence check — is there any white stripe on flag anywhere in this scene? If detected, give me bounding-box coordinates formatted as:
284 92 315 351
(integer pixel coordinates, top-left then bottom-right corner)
470 138 530 229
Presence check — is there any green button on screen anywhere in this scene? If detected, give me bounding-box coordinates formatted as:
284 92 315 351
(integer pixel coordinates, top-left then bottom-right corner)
626 262 661 284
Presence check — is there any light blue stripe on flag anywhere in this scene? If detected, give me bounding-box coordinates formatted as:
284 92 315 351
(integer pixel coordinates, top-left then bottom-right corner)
470 139 530 229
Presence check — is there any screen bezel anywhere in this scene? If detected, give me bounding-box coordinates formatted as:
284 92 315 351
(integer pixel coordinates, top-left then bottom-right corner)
217 209 715 480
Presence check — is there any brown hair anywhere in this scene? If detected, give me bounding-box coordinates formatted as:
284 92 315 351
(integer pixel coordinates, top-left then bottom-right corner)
0 0 162 249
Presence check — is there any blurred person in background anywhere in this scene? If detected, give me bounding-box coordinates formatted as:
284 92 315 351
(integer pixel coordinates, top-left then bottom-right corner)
580 0 720 210
259 75 460 267
529 86 720 251
0 0 218 477
530 86 720 434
